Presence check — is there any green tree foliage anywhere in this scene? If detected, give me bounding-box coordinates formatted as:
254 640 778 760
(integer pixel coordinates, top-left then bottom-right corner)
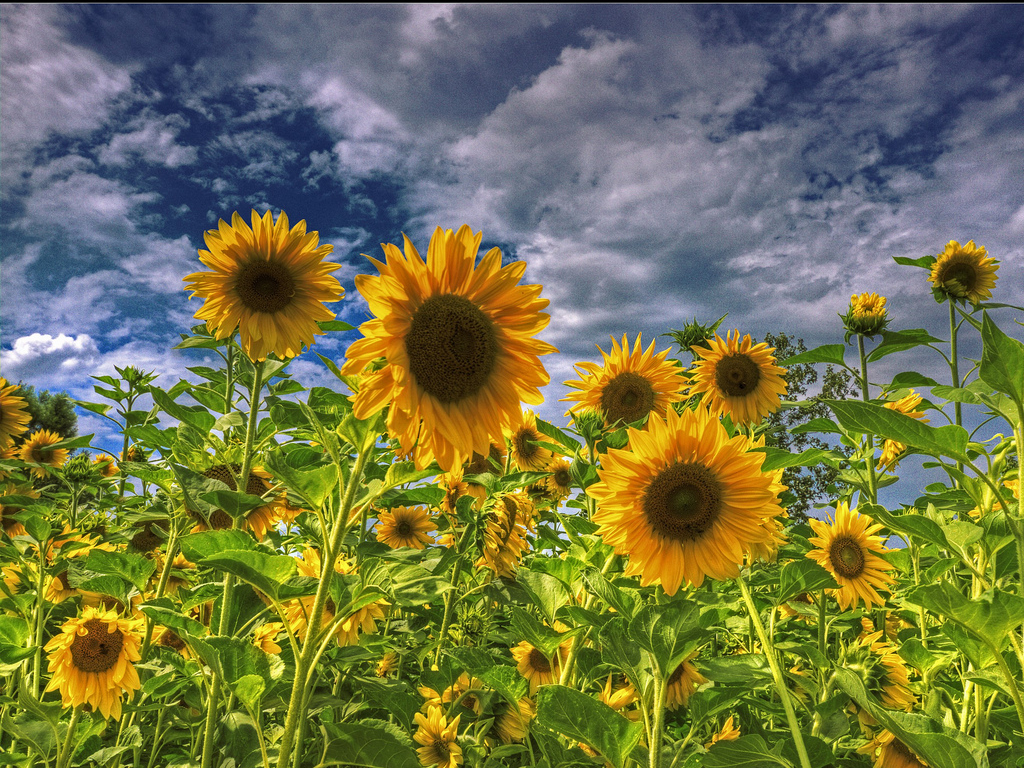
763 332 857 524
14 383 79 438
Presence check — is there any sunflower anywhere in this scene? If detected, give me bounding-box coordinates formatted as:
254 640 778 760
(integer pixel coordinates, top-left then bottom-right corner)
0 378 30 449
843 293 889 337
860 631 917 711
686 331 788 425
494 697 536 744
184 210 343 362
375 505 436 549
705 715 740 748
543 457 574 503
187 464 285 539
92 454 118 478
45 570 78 604
154 626 190 659
929 240 998 304
507 410 554 471
252 622 284 654
341 225 555 472
665 653 707 710
376 651 399 677
587 405 785 595
414 705 462 768
439 470 471 515
858 728 928 768
476 493 535 577
19 429 69 479
563 333 687 428
419 673 485 716
44 605 144 719
599 674 638 711
876 392 928 472
511 641 565 695
807 502 894 611
0 482 37 537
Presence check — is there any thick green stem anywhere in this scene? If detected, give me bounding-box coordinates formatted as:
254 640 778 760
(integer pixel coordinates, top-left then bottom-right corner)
737 575 812 768
32 535 49 696
857 335 877 505
56 706 81 768
649 675 666 768
949 301 962 429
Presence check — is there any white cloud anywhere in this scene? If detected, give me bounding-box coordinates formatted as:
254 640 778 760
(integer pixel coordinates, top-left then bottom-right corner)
1 333 100 383
98 112 198 168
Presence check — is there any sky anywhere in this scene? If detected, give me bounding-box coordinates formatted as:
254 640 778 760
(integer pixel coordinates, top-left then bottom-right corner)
2 4 1023 509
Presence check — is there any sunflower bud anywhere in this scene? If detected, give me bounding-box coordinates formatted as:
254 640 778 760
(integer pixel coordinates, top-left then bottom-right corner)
841 293 889 338
62 453 94 484
569 408 604 445
663 314 728 360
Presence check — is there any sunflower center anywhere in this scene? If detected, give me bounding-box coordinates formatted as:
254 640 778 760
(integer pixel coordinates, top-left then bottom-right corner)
889 739 919 763
667 664 686 685
829 535 865 578
405 294 497 404
939 261 976 295
396 519 413 536
70 619 124 673
553 469 571 487
600 372 656 425
235 260 296 313
513 428 540 460
528 648 552 673
433 739 451 758
643 463 722 541
715 354 761 397
57 570 72 590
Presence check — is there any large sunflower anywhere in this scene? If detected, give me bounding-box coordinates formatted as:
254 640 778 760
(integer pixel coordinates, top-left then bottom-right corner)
563 333 687 428
183 209 343 362
0 378 30 449
476 493 535 577
44 605 144 719
19 429 69 479
341 225 556 472
807 502 893 611
375 505 435 549
587 405 785 595
876 392 927 473
928 239 998 304
413 705 462 768
511 641 566 695
665 653 708 710
686 331 788 425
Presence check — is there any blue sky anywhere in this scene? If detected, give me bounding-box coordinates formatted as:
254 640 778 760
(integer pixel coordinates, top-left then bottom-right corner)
2 5 1023 507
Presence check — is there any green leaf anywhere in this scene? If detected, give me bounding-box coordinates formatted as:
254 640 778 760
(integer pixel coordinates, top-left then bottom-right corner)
233 674 265 712
509 607 570 658
826 399 969 462
889 372 941 389
201 550 298 601
188 635 281 690
599 618 650 689
0 616 33 664
338 411 383 452
980 311 1024 409
904 583 1024 653
319 722 421 768
356 677 421 732
755 447 839 472
80 550 156 594
698 654 772 685
775 560 838 606
444 648 529 706
583 571 638 619
317 320 356 332
866 329 942 363
788 417 844 436
627 600 708 679
835 668 988 768
264 447 338 508
382 461 437 491
703 735 794 768
517 569 570 625
198 489 268 520
361 558 451 608
779 344 847 367
150 385 214 433
535 685 644 768
179 530 257 562
535 418 582 454
894 254 936 269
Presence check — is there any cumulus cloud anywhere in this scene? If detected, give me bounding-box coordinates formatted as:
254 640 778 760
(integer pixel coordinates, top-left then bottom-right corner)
98 112 198 168
0 333 100 383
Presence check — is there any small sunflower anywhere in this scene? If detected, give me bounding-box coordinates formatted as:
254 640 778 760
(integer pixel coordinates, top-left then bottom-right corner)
543 457 574 502
587 405 785 595
92 454 118 478
506 409 555 471
376 651 399 677
706 715 741 748
187 464 285 539
807 502 894 611
44 605 144 719
375 505 436 549
563 333 687 428
858 728 928 768
0 482 37 537
414 705 462 768
439 470 472 515
876 392 928 472
599 674 638 711
511 641 565 695
252 622 284 654
184 210 343 362
341 225 555 472
843 293 889 337
19 429 69 479
154 626 191 658
665 653 707 710
860 631 917 711
0 378 30 449
928 240 998 304
687 330 788 425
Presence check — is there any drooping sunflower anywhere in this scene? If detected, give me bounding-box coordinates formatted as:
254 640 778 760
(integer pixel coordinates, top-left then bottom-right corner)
563 333 687 428
665 653 708 710
376 651 399 677
413 705 463 768
686 330 788 425
44 605 144 719
183 209 343 362
599 674 639 711
493 697 536 744
19 429 69 479
705 715 741 748
0 482 37 537
807 501 894 611
252 622 284 655
858 728 928 768
587 405 785 595
476 493 535 577
876 392 928 472
0 378 30 449
860 631 917 711
341 225 556 472
375 505 436 549
928 239 998 304
507 410 554 471
843 293 889 338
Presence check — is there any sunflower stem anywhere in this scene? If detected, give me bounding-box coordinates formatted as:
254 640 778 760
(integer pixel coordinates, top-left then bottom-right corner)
32 530 50 697
55 706 81 768
648 674 666 768
856 334 877 505
737 574 812 768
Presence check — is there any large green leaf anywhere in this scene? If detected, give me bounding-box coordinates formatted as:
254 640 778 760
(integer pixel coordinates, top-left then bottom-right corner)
179 529 257 561
509 607 571 658
702 735 794 768
149 385 214 433
201 550 298 601
980 311 1024 410
535 685 643 768
775 559 837 607
264 448 338 509
444 647 529 706
866 329 941 363
835 668 988 768
756 447 840 472
904 583 1024 653
0 616 32 664
361 558 452 608
356 677 421 731
826 399 968 462
319 722 420 768
627 600 708 679
779 345 847 367
517 569 570 625
80 550 156 594
599 618 650 691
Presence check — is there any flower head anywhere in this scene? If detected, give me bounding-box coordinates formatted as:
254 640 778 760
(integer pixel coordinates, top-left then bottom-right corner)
341 225 555 472
184 210 343 361
413 705 462 768
842 293 889 337
687 331 787 425
807 502 894 611
19 429 69 479
876 392 928 473
929 239 998 304
0 379 30 450
507 409 554 471
665 653 708 710
375 505 436 549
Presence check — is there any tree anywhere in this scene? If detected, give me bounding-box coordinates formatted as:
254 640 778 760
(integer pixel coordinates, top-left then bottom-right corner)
762 332 857 524
14 383 79 438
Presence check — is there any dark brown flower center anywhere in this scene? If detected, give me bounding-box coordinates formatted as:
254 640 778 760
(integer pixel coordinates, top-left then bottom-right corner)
600 371 656 425
715 353 761 397
235 259 296 313
938 261 977 296
553 469 571 488
405 293 497 404
888 737 923 765
57 570 73 590
189 465 271 526
528 648 552 673
433 739 451 758
829 535 865 578
643 463 722 541
158 628 186 651
513 427 541 460
396 519 413 536
70 618 124 673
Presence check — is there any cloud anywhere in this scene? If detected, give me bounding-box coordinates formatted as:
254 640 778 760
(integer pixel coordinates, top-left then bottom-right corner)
0 333 100 383
98 112 198 168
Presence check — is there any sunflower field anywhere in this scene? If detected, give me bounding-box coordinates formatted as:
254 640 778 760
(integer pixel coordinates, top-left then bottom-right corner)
0 213 1022 768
